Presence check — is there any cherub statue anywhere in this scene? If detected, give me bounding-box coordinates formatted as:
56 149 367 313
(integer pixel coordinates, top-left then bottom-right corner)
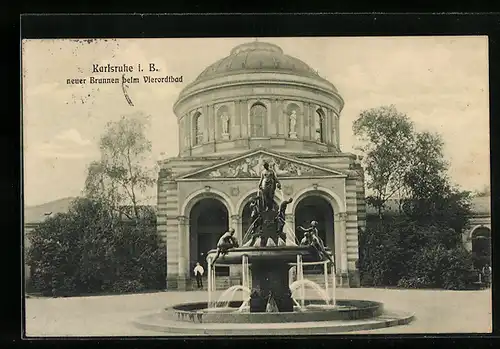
211 228 238 267
250 196 261 221
242 197 263 246
298 220 319 242
276 197 293 240
297 221 333 264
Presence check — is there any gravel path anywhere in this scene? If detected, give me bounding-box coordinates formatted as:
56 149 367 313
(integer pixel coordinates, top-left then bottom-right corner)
25 287 492 337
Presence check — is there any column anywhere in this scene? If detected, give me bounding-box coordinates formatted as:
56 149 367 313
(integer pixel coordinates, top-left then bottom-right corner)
178 117 184 152
328 109 335 147
277 98 284 136
303 102 310 140
235 100 242 138
335 212 348 274
268 98 277 136
325 214 334 251
309 104 315 141
208 104 214 142
326 108 332 144
464 234 473 252
202 105 209 143
335 111 340 148
214 105 220 141
241 100 249 138
278 102 290 138
187 112 193 148
263 100 269 137
177 215 189 290
232 214 243 244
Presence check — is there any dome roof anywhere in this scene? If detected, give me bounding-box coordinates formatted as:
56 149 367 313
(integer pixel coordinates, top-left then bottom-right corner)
194 41 322 82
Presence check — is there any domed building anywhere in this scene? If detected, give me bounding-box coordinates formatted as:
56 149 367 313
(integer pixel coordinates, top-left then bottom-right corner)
157 41 366 290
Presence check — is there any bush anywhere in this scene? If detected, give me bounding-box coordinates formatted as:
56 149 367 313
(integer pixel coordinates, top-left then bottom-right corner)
440 247 475 290
27 198 166 296
358 218 406 287
359 217 475 290
407 243 474 290
111 280 146 294
109 221 166 291
397 276 431 289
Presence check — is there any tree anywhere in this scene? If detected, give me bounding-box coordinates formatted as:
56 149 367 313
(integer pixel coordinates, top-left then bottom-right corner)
26 197 165 296
402 131 472 235
85 113 156 221
357 221 405 286
353 105 415 218
353 106 472 231
402 131 448 200
355 106 475 290
474 184 490 197
359 218 475 290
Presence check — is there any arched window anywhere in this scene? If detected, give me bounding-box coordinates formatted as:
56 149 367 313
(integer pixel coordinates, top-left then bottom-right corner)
250 103 267 137
315 109 325 143
193 112 203 145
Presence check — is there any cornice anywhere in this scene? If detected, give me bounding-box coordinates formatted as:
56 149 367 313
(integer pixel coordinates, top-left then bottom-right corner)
178 69 338 99
174 74 343 114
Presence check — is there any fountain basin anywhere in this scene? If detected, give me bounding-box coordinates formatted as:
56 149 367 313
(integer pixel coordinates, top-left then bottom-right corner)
165 299 384 324
133 299 415 335
206 246 332 265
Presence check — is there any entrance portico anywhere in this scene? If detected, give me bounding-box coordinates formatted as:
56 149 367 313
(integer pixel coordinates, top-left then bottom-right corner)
159 149 362 290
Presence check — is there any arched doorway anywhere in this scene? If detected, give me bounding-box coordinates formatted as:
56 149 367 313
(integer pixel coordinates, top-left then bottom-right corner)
471 226 491 271
189 198 229 276
294 195 334 272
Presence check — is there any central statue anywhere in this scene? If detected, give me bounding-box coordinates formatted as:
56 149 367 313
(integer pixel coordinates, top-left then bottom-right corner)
207 157 332 314
258 161 281 212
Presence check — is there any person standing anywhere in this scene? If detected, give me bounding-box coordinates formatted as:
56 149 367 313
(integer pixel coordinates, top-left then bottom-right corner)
194 262 205 289
488 264 492 287
483 264 492 288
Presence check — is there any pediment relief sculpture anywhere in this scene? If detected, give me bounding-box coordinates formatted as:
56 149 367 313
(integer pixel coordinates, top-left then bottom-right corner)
191 154 339 179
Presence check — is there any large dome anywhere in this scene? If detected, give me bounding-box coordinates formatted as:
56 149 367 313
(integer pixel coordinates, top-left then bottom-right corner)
173 41 344 157
194 41 325 84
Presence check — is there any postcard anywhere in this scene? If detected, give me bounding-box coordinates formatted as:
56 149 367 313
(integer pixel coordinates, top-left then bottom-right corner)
22 36 491 336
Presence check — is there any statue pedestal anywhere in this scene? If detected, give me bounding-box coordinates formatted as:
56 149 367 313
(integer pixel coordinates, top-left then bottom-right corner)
261 210 278 246
289 132 297 139
221 133 230 141
248 208 293 313
249 261 294 313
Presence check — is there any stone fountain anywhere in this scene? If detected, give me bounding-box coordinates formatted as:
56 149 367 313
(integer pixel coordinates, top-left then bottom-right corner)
133 161 414 335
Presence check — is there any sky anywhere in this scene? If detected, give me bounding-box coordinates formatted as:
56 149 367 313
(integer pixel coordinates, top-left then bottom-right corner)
22 37 490 207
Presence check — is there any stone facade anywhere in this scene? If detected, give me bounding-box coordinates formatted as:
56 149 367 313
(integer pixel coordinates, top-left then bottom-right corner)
157 41 366 290
462 201 491 252
158 149 365 289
